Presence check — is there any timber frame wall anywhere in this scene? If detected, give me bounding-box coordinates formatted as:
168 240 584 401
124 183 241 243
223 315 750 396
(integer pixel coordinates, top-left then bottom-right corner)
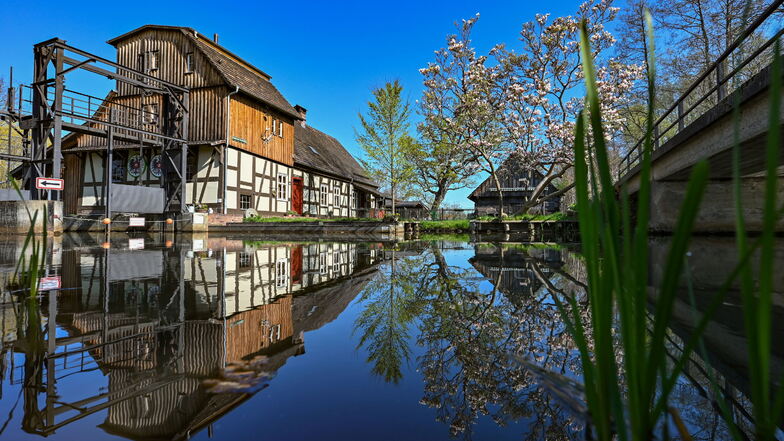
63 26 376 218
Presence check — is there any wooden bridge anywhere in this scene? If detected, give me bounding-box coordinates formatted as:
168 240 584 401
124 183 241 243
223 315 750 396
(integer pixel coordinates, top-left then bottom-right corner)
616 1 784 232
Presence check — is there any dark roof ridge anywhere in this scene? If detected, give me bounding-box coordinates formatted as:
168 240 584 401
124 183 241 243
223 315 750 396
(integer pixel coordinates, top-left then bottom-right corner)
294 123 377 187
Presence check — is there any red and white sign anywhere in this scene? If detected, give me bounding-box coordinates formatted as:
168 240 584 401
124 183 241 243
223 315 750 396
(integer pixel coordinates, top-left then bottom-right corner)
38 276 61 291
129 217 145 227
35 177 64 191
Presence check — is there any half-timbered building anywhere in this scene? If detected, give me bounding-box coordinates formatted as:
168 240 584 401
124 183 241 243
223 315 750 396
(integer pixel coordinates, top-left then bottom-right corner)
61 25 379 218
293 107 382 218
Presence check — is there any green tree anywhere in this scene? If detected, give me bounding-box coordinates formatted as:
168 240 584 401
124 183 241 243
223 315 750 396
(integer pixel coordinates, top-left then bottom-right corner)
355 80 415 215
0 76 24 187
403 133 476 213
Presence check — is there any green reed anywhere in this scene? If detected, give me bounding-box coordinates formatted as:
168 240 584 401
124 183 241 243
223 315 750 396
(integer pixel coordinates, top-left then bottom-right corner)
9 177 47 297
731 37 784 441
556 15 784 440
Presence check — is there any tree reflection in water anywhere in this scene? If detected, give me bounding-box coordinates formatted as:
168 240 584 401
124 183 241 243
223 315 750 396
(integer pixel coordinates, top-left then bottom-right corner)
355 241 589 440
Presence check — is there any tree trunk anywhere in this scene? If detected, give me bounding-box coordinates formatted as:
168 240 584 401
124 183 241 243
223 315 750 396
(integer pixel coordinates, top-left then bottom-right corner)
488 163 504 218
430 183 447 215
520 166 569 214
391 183 396 217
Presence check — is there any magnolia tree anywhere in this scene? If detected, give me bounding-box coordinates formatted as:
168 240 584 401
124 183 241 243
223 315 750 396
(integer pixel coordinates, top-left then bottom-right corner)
421 0 642 216
419 16 509 216
492 0 642 213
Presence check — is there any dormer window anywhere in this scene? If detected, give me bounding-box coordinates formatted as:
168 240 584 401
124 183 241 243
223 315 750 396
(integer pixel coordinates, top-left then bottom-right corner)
185 52 194 74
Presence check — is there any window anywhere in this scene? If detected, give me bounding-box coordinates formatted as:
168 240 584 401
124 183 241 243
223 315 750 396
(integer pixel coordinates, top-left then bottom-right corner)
240 194 252 210
269 324 281 343
351 191 357 209
320 184 328 206
273 119 283 137
237 252 251 268
185 52 194 73
333 183 341 206
319 253 327 275
270 119 284 138
277 173 288 200
138 51 159 74
333 251 341 272
112 157 125 182
275 259 288 288
142 103 158 125
185 152 198 180
149 51 159 71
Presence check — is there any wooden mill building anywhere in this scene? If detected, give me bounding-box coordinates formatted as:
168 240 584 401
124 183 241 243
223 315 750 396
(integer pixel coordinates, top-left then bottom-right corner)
468 155 561 216
62 25 381 218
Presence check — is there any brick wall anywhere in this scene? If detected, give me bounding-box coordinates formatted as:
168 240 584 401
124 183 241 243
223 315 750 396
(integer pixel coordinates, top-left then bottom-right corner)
208 213 244 226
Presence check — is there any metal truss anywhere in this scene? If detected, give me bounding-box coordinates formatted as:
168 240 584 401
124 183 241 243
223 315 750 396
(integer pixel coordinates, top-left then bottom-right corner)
0 38 190 213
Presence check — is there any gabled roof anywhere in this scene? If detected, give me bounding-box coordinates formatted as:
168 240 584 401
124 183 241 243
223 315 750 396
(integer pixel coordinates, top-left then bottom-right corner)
294 123 377 188
107 25 300 120
394 200 426 208
468 154 551 201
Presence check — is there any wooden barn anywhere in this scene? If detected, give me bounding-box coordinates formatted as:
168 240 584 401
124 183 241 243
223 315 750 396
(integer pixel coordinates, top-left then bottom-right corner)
382 197 428 219
468 156 561 216
61 25 379 218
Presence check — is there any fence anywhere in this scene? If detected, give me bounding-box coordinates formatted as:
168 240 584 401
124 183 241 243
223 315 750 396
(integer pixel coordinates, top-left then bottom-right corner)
617 0 784 180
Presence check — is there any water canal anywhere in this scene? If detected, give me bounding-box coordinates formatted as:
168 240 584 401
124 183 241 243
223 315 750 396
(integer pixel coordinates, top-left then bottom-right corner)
0 234 779 440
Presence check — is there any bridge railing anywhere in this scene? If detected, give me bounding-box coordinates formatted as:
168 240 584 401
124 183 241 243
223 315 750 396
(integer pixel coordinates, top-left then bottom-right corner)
616 0 784 181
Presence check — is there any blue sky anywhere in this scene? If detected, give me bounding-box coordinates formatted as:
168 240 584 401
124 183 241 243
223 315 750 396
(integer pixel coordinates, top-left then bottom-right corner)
0 0 609 207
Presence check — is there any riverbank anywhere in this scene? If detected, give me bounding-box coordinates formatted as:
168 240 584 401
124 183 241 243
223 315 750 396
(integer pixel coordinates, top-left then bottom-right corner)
210 219 403 241
470 219 580 242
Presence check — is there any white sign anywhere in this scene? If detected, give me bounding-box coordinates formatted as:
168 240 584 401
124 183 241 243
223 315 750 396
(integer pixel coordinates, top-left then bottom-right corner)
129 217 145 227
128 238 145 250
38 276 61 291
35 177 64 191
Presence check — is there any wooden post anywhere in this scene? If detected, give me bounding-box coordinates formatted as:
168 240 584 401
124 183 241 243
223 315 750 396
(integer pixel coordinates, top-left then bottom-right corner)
717 61 727 102
677 101 684 131
105 109 115 227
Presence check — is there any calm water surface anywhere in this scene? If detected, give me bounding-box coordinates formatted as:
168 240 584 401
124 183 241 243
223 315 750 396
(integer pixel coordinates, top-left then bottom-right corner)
0 234 780 440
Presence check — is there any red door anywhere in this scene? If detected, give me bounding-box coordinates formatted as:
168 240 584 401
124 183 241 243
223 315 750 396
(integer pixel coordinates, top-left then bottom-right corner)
291 245 303 284
292 177 303 215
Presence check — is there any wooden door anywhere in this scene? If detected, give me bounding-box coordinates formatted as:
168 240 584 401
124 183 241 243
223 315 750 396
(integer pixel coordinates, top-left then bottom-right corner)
292 177 303 214
291 245 302 284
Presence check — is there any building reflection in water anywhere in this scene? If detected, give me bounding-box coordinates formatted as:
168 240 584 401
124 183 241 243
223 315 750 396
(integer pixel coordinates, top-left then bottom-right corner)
0 235 384 440
355 240 778 440
0 236 780 440
354 241 591 439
